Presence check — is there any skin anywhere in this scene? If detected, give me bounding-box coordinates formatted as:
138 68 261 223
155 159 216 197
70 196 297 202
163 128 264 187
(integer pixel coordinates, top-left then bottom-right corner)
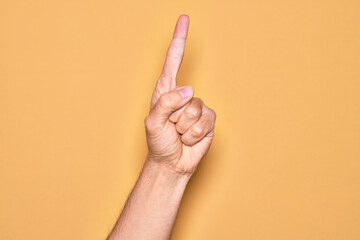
107 14 216 240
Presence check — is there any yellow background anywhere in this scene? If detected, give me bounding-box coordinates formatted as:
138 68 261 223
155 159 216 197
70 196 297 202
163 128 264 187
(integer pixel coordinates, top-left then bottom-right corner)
1 0 360 239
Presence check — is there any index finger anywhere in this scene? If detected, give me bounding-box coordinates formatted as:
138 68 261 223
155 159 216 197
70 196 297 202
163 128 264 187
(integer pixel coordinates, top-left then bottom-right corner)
161 14 190 86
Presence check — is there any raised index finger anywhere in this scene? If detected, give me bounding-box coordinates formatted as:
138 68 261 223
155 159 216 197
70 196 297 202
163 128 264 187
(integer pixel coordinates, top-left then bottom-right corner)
161 15 190 86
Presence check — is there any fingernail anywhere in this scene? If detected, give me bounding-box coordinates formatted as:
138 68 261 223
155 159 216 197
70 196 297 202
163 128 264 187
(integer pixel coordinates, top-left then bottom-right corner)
179 86 193 99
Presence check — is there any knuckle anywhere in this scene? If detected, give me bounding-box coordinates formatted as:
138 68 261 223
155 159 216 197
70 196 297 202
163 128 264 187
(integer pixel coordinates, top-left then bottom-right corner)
144 116 155 132
185 106 201 119
211 109 217 121
207 108 216 121
144 115 151 127
191 126 204 138
193 97 203 105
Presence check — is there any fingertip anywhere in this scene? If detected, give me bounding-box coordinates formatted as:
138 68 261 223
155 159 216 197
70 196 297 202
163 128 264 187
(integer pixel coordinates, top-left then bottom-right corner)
179 14 190 23
174 14 190 39
180 134 193 146
178 86 193 99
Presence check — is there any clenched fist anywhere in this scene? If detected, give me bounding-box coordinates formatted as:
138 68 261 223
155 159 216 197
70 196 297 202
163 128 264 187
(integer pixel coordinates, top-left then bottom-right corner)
144 15 216 176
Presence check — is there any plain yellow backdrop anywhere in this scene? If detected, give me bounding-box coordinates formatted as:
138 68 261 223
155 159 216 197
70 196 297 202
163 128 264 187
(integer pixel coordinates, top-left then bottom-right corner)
1 0 360 239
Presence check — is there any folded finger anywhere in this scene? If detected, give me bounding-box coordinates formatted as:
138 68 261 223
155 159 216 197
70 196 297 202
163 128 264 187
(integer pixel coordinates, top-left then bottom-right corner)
181 108 216 146
175 98 203 134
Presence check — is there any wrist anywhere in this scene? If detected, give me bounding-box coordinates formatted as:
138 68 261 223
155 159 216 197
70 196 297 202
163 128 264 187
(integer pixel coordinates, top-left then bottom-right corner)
144 155 192 184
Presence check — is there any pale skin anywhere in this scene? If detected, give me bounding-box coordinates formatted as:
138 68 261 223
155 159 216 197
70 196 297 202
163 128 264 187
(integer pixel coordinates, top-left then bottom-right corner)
107 14 216 240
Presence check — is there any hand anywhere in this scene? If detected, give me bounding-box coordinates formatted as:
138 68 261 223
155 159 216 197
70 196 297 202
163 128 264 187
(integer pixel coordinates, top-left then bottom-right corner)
144 15 216 176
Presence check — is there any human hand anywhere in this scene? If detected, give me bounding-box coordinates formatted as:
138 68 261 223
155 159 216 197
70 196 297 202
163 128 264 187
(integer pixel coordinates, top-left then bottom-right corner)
144 15 216 176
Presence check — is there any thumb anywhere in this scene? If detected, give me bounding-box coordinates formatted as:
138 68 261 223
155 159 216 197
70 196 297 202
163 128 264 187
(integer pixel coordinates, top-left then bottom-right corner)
145 86 193 133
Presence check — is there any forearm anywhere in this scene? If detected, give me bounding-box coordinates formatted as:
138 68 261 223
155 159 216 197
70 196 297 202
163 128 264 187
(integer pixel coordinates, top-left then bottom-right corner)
108 156 191 240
